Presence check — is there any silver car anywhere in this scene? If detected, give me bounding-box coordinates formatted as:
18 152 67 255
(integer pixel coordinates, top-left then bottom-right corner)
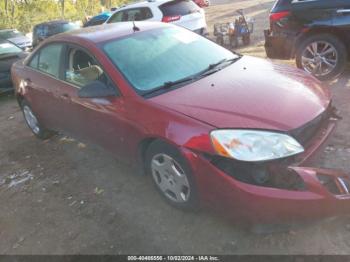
0 29 32 50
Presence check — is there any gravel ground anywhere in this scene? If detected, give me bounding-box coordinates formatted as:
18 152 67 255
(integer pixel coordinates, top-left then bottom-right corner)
1 0 350 255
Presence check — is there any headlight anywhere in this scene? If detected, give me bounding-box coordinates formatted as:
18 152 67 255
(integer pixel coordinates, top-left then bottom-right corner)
210 129 304 162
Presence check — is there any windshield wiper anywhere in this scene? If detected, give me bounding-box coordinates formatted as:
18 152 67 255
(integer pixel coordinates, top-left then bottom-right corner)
208 56 242 70
142 76 197 97
142 56 242 97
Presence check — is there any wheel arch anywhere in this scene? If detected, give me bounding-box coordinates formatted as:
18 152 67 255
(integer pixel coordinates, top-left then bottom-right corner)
294 27 349 59
136 136 178 176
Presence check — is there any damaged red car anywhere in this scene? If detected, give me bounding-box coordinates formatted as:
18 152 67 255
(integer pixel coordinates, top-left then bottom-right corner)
12 22 348 225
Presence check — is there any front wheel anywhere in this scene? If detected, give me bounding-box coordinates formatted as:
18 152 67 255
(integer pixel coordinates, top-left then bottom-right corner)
21 100 54 140
145 140 198 210
296 34 347 81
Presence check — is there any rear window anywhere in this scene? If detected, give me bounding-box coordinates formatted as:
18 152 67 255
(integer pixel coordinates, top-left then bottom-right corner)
159 0 200 17
272 0 315 12
271 0 292 12
48 23 79 36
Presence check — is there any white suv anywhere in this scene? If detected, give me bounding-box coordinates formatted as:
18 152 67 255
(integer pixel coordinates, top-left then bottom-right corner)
105 0 208 35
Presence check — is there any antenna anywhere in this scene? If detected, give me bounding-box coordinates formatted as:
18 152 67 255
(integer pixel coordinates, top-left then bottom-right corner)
133 20 140 32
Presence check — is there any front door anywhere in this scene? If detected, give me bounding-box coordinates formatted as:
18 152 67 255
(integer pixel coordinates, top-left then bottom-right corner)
56 46 129 157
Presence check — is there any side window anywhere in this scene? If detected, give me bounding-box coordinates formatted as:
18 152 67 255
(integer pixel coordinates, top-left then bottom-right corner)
64 48 115 91
28 53 39 69
124 8 153 21
108 11 123 23
28 44 63 78
108 8 153 23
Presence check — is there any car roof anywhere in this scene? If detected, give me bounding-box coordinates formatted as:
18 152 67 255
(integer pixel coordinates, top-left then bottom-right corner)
115 0 171 10
50 21 169 44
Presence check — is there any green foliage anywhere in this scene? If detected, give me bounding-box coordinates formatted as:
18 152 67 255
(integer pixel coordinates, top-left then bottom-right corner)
0 0 129 33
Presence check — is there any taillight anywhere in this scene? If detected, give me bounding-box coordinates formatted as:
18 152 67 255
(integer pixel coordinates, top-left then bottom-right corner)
162 15 181 23
269 11 290 29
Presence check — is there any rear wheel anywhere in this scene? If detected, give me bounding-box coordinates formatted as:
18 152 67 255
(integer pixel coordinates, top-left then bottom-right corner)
145 140 198 210
21 100 54 140
296 34 347 81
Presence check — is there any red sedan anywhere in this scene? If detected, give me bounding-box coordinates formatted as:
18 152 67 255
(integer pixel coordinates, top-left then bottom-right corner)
12 22 349 224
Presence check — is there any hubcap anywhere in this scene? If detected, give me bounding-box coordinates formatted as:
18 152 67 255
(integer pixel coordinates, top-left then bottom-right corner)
23 105 40 134
301 41 338 77
151 154 190 203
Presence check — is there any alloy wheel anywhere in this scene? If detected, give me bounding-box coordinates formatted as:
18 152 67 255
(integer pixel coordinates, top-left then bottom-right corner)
301 41 338 77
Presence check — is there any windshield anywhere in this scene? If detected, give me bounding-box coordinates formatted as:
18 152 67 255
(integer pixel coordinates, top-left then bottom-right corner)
0 30 24 39
0 42 22 56
103 26 238 94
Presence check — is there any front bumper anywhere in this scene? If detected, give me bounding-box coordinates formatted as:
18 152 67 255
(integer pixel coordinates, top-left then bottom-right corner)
183 119 350 224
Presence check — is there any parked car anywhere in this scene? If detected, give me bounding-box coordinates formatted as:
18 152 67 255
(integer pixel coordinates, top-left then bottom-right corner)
12 22 349 225
0 29 32 50
105 0 208 35
193 0 210 8
32 20 80 47
265 0 350 81
83 12 112 27
0 40 27 93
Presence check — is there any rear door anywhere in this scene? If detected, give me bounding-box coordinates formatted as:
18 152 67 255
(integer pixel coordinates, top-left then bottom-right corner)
332 0 350 41
23 43 69 131
159 0 206 31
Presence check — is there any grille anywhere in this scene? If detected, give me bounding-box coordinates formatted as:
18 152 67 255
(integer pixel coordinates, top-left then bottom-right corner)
289 105 330 146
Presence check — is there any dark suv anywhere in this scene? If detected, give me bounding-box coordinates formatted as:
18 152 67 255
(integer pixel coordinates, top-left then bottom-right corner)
264 0 350 80
32 20 80 48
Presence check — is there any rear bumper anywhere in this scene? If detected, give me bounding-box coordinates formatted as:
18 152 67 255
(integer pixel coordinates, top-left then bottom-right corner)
182 119 349 224
264 29 296 60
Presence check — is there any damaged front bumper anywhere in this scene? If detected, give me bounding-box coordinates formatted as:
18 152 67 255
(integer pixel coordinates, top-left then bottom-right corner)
183 116 350 224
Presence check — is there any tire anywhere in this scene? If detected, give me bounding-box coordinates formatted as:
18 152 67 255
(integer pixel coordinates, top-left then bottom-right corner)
20 100 54 140
296 34 347 81
145 140 198 210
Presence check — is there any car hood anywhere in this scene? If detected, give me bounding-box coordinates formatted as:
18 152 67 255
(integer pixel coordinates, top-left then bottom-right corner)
150 56 331 131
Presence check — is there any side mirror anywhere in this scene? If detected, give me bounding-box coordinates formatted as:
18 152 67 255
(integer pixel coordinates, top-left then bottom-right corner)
78 80 117 98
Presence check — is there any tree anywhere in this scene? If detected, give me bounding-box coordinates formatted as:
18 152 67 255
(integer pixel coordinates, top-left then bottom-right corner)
0 0 129 32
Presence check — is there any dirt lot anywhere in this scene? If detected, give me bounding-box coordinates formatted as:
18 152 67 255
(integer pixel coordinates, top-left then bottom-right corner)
1 0 350 255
